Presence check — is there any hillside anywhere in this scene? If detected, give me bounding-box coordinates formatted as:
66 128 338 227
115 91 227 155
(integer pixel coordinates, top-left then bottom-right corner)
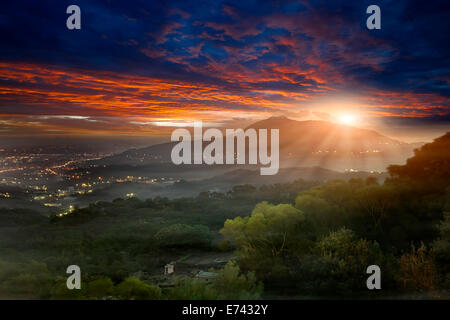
95 117 419 171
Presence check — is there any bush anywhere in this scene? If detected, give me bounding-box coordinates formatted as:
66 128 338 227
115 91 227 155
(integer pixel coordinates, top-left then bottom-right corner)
166 278 218 300
312 228 384 293
221 202 309 280
51 278 88 300
167 261 263 300
213 261 263 299
397 244 435 291
432 212 450 289
115 277 162 300
154 224 212 248
0 260 52 298
86 277 115 298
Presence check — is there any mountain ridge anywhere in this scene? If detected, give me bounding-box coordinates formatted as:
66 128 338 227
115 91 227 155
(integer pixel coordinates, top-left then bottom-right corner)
96 117 420 171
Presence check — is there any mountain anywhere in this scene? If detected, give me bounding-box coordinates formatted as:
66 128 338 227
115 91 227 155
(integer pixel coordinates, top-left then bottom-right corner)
246 116 417 170
248 116 401 150
388 132 450 189
95 117 419 172
99 141 176 166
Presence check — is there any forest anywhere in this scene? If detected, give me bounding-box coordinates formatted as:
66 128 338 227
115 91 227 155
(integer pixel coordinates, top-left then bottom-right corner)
0 133 449 299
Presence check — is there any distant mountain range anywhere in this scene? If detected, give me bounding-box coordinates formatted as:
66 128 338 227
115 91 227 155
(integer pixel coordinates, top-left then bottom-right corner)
97 117 421 172
247 116 421 170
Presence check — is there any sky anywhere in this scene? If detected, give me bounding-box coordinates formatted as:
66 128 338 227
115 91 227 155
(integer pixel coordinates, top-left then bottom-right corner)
0 0 449 142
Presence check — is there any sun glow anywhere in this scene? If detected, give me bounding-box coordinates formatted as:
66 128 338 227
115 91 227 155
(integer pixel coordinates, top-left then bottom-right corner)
338 114 357 125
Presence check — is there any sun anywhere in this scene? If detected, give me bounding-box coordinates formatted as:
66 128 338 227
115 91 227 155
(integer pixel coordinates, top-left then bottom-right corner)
338 114 357 125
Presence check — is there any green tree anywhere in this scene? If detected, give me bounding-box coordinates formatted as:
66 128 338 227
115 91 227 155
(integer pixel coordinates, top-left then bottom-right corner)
314 228 384 292
86 277 115 299
388 132 450 190
166 278 218 300
221 202 311 281
0 261 52 298
222 202 307 258
295 193 340 233
51 278 88 300
398 243 435 291
432 212 450 289
154 224 212 248
213 261 263 299
115 277 162 300
167 262 263 300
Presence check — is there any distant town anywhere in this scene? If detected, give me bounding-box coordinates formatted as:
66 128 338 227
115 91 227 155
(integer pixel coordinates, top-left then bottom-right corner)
0 144 179 212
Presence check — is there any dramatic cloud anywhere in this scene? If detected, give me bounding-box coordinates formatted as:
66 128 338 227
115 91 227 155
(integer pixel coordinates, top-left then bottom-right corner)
0 0 448 135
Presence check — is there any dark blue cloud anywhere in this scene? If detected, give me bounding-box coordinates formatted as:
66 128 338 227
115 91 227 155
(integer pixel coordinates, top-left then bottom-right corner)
0 0 448 119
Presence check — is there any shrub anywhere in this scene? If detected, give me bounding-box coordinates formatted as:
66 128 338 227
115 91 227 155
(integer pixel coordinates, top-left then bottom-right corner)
115 277 162 300
154 224 212 248
398 244 435 291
